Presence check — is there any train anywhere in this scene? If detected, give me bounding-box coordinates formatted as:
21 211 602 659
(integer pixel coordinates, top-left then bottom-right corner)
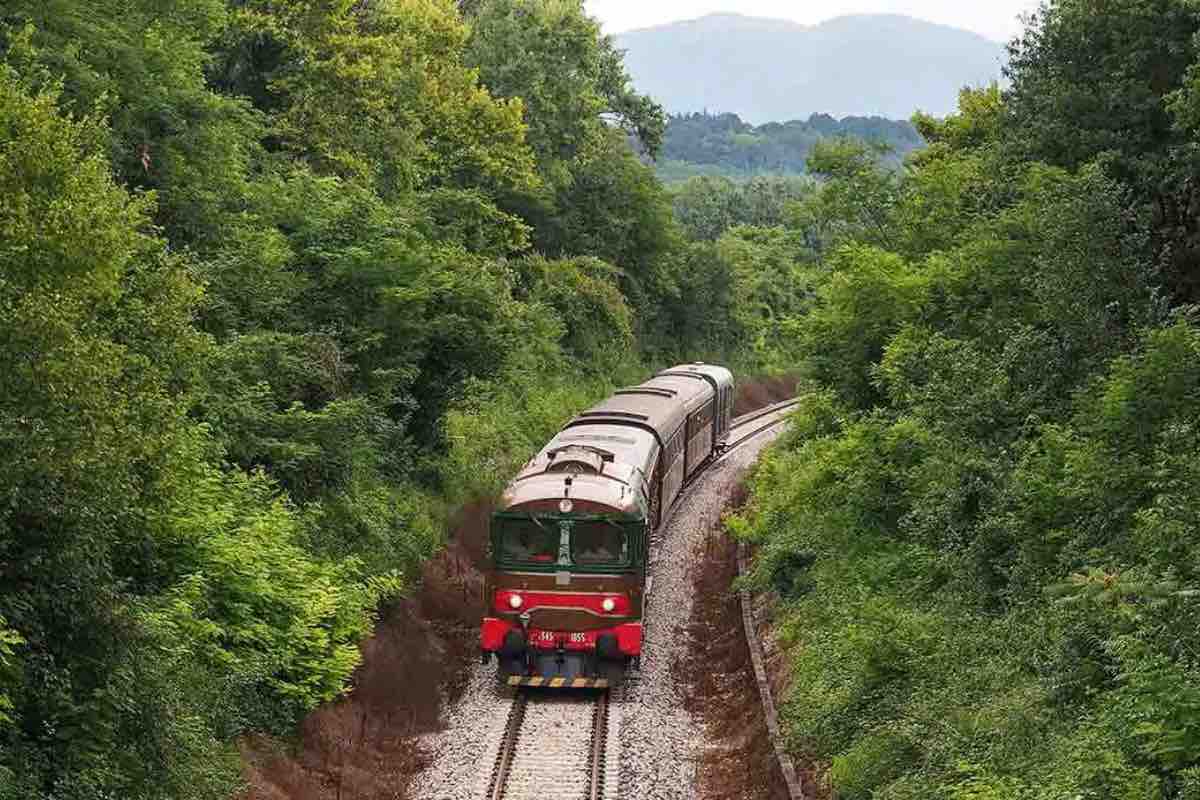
480 364 736 689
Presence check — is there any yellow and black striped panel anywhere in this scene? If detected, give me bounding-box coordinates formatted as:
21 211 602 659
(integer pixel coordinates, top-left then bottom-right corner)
507 676 610 690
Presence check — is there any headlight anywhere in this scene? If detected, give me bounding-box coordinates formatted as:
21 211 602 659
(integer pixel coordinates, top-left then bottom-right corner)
509 594 523 609
602 597 616 613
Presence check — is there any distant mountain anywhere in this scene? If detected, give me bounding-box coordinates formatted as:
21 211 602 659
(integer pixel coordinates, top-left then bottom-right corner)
615 13 1006 123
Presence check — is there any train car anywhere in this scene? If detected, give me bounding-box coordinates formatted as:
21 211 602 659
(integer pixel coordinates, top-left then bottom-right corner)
480 364 735 688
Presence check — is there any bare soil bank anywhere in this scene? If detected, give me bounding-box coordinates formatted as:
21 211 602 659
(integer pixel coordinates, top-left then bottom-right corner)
674 483 790 800
733 374 798 417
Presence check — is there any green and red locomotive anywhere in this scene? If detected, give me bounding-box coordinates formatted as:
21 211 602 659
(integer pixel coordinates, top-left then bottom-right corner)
480 364 735 688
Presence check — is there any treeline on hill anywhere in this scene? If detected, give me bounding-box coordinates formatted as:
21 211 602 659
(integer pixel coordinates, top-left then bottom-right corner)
657 111 925 182
724 1 1200 797
0 1 811 797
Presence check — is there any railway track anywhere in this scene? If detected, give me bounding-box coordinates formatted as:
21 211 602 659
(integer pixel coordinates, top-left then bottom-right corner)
724 397 800 452
485 689 616 800
480 398 796 800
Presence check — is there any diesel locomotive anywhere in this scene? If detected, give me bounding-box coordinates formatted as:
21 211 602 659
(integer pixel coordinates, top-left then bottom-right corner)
480 364 735 688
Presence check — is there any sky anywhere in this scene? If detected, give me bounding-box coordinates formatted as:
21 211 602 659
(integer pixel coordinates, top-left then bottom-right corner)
583 0 1040 43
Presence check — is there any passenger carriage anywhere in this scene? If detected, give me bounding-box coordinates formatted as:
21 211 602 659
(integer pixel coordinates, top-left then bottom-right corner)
480 364 735 688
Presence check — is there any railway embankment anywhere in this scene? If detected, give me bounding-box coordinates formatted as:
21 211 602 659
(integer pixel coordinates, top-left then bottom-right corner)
410 393 791 800
241 504 490 799
675 482 792 800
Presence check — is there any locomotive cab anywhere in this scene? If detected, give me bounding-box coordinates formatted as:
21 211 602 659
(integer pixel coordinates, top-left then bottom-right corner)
479 364 735 690
481 440 652 688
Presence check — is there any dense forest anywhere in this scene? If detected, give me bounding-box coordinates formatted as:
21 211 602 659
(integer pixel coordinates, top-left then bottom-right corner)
657 111 925 181
728 1 1200 797
0 1 808 796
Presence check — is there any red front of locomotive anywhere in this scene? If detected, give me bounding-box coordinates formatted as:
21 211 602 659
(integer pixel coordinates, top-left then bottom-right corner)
480 435 653 688
481 364 735 689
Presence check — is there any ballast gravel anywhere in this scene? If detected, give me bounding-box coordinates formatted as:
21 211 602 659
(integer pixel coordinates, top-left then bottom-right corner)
409 427 781 800
618 431 779 800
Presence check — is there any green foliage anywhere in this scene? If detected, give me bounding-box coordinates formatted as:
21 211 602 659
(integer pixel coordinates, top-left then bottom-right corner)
18 1 1156 797
512 255 635 371
913 85 1005 156
729 5 1200 796
1005 0 1199 177
464 0 664 165
792 138 904 256
0 619 20 728
549 129 681 328
799 246 927 407
0 64 387 798
461 0 685 353
222 0 537 199
671 175 813 242
660 111 924 180
0 0 697 794
1005 0 1200 303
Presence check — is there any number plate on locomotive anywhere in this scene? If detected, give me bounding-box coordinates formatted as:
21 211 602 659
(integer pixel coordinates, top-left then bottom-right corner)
531 630 587 644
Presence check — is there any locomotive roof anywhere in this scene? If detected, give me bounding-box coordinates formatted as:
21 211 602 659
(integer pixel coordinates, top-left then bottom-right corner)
499 423 659 516
496 364 733 517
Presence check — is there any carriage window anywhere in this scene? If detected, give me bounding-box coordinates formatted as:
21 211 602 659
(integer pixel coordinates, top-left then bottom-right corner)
571 521 628 566
497 518 558 563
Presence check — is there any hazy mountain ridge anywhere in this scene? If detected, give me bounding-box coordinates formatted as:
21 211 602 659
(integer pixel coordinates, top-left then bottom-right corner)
615 13 1006 123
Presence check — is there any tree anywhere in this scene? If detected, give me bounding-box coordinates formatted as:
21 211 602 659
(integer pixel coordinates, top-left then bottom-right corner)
1004 0 1200 302
672 175 813 242
791 138 903 256
462 0 679 331
217 0 538 200
464 0 665 166
0 62 385 800
552 129 681 316
659 111 923 179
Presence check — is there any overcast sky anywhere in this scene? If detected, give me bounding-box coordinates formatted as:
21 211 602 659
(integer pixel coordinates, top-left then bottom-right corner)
583 0 1040 43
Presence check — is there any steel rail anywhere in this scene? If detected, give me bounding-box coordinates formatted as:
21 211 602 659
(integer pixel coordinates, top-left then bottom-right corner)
730 397 801 430
719 397 799 458
588 690 610 800
486 691 528 800
486 689 609 800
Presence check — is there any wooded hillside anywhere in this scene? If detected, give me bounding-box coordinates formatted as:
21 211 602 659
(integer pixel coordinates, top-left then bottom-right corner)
729 1 1200 796
0 2 810 796
658 111 924 181
8 1 1199 798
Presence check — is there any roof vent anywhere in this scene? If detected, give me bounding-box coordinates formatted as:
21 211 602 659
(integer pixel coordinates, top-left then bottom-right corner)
546 445 613 474
615 387 677 399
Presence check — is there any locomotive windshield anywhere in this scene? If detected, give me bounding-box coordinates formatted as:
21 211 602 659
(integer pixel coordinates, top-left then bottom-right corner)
570 521 628 566
493 515 636 569
497 517 558 563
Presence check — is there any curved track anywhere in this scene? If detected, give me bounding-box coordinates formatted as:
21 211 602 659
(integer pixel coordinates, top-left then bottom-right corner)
724 399 798 452
479 399 796 800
